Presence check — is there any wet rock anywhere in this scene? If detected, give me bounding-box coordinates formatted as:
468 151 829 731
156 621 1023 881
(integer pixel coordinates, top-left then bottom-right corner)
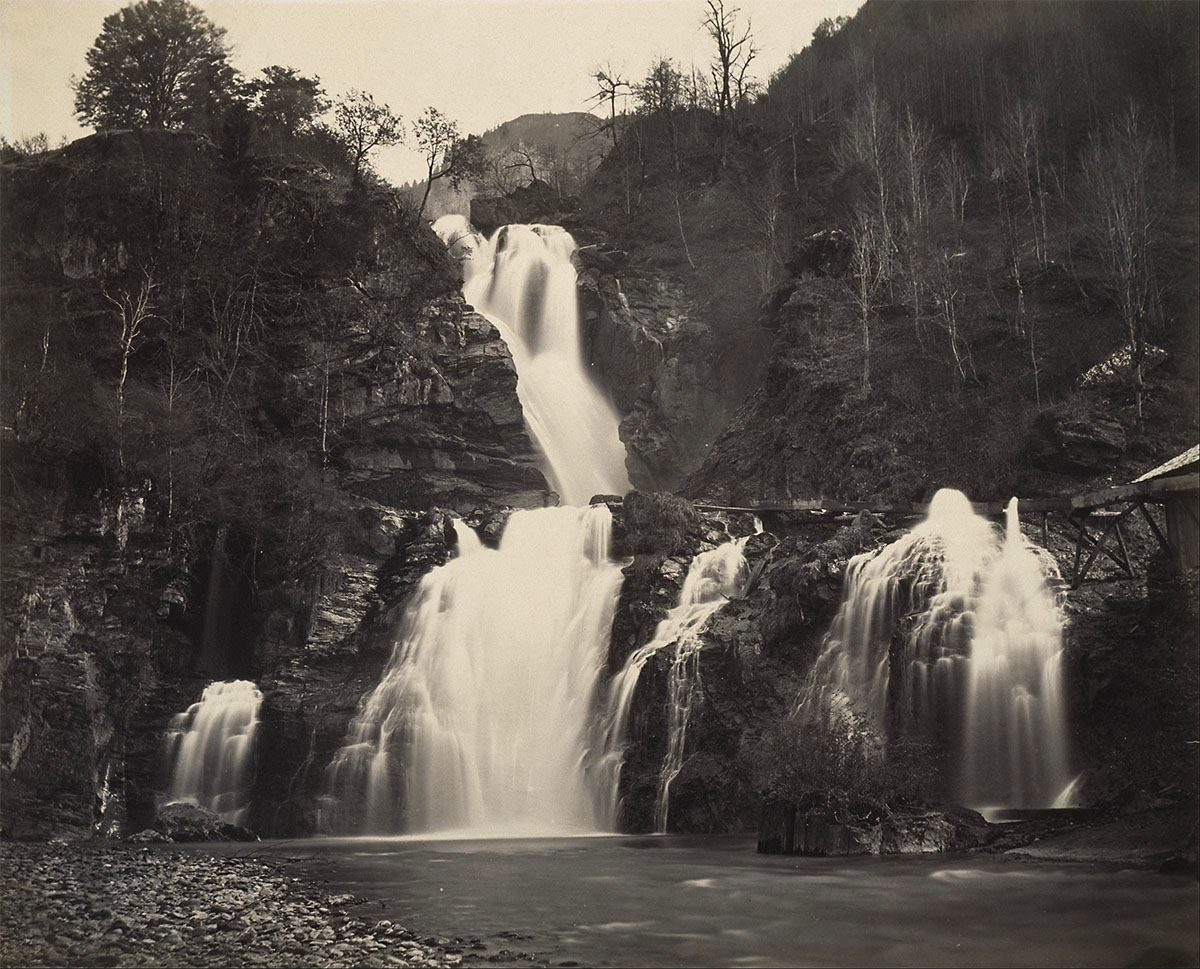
124 829 172 844
0 842 467 968
758 800 992 856
152 804 257 842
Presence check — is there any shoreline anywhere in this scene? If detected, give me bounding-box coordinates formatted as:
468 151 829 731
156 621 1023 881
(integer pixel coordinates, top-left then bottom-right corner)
2 809 1196 969
0 841 469 969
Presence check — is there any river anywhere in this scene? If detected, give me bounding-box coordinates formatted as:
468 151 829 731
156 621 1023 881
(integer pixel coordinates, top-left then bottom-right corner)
224 836 1198 968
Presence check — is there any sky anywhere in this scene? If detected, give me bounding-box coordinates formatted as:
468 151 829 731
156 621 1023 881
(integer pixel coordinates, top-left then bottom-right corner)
0 0 861 184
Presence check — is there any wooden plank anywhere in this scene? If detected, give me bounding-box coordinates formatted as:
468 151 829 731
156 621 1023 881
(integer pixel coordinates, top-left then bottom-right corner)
1072 473 1200 511
693 497 1073 516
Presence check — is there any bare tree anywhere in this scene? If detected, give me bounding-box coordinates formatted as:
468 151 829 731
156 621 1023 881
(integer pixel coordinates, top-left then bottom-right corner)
589 64 630 151
897 105 934 341
702 0 758 135
931 249 975 396
938 142 971 225
1078 103 1163 420
332 89 403 184
834 82 895 253
847 211 890 392
102 270 159 471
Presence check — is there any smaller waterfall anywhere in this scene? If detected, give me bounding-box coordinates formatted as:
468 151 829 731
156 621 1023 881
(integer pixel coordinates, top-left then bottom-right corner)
163 680 262 825
962 499 1071 808
797 489 1071 809
601 539 748 832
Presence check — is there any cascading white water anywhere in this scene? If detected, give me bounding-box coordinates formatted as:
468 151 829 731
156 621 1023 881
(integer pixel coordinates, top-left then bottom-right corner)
797 489 1072 808
434 215 631 505
962 499 1071 808
600 539 748 832
321 507 623 835
163 680 262 825
322 218 633 836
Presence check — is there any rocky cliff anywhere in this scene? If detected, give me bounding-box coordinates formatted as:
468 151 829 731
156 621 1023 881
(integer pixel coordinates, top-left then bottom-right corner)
0 131 548 838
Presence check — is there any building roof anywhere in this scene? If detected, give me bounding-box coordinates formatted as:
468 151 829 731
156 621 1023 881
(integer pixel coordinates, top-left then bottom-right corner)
1133 445 1200 483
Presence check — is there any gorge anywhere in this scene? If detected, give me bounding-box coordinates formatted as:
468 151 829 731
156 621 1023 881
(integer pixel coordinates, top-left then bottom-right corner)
2 0 1198 964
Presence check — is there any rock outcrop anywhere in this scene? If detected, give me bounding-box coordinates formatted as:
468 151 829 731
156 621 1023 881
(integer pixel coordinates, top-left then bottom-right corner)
0 131 548 839
577 262 760 491
757 799 994 856
1024 407 1127 475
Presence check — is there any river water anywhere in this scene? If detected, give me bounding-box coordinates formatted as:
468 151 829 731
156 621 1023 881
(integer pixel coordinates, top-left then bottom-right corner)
232 836 1197 968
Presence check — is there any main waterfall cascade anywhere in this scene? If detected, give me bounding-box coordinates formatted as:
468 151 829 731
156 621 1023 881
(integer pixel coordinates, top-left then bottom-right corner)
433 215 630 505
163 680 263 825
322 217 636 835
600 539 749 833
321 507 624 835
797 489 1073 808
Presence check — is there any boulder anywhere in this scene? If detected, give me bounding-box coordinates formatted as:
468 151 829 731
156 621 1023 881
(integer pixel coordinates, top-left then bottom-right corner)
1025 408 1127 475
785 229 853 278
758 799 993 855
152 803 257 842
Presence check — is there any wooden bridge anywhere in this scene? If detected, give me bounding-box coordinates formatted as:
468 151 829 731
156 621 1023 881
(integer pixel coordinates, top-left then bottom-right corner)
688 451 1199 589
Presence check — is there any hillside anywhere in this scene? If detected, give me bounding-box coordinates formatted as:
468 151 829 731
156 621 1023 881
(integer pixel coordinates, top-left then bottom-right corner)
565 0 1199 504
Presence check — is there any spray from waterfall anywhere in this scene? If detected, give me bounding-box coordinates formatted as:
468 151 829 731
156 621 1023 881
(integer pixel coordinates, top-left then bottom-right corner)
600 539 748 832
434 216 630 504
797 489 1072 809
163 680 262 825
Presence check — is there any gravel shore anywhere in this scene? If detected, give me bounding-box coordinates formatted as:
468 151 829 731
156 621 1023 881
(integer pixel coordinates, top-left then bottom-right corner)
0 842 469 968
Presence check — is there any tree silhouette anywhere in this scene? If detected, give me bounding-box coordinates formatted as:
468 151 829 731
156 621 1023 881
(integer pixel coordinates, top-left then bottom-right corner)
412 107 485 218
249 66 329 139
73 0 236 130
332 89 404 184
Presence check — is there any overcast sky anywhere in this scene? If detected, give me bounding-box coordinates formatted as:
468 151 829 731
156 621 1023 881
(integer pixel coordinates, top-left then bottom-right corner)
1 0 861 184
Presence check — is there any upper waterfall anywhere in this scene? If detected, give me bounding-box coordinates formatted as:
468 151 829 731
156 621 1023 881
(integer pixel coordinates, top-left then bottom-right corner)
433 215 631 505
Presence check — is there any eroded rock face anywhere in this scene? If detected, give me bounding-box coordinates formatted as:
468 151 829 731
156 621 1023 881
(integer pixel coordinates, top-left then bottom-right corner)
758 800 994 856
577 268 753 491
1025 408 1127 475
606 500 884 834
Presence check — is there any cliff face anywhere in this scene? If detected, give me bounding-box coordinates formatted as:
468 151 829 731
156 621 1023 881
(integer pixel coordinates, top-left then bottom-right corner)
0 131 548 838
577 253 758 491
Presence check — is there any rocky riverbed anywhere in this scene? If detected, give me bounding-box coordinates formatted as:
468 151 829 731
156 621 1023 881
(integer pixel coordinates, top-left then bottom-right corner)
0 842 473 968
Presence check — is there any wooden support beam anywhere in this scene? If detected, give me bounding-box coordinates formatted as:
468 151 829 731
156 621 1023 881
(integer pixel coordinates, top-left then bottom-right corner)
1137 501 1171 553
1071 505 1137 587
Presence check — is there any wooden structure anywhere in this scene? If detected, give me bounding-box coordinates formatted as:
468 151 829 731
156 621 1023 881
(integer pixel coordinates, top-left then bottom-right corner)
688 446 1200 588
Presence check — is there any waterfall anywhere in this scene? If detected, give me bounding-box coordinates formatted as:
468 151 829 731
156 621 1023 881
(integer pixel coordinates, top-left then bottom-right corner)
600 539 748 832
322 218 635 836
321 507 623 836
962 499 1071 808
434 216 630 505
163 680 262 825
798 489 1071 808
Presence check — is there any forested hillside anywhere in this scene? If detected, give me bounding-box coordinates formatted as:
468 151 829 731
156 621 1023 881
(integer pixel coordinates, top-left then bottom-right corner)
568 0 1199 501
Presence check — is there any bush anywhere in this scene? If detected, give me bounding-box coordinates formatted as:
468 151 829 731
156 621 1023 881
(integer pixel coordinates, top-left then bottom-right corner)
750 701 948 812
621 489 700 555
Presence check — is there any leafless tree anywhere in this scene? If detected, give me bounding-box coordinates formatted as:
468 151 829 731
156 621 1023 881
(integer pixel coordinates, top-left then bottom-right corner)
102 270 160 471
1078 103 1163 420
702 0 757 134
847 211 890 392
